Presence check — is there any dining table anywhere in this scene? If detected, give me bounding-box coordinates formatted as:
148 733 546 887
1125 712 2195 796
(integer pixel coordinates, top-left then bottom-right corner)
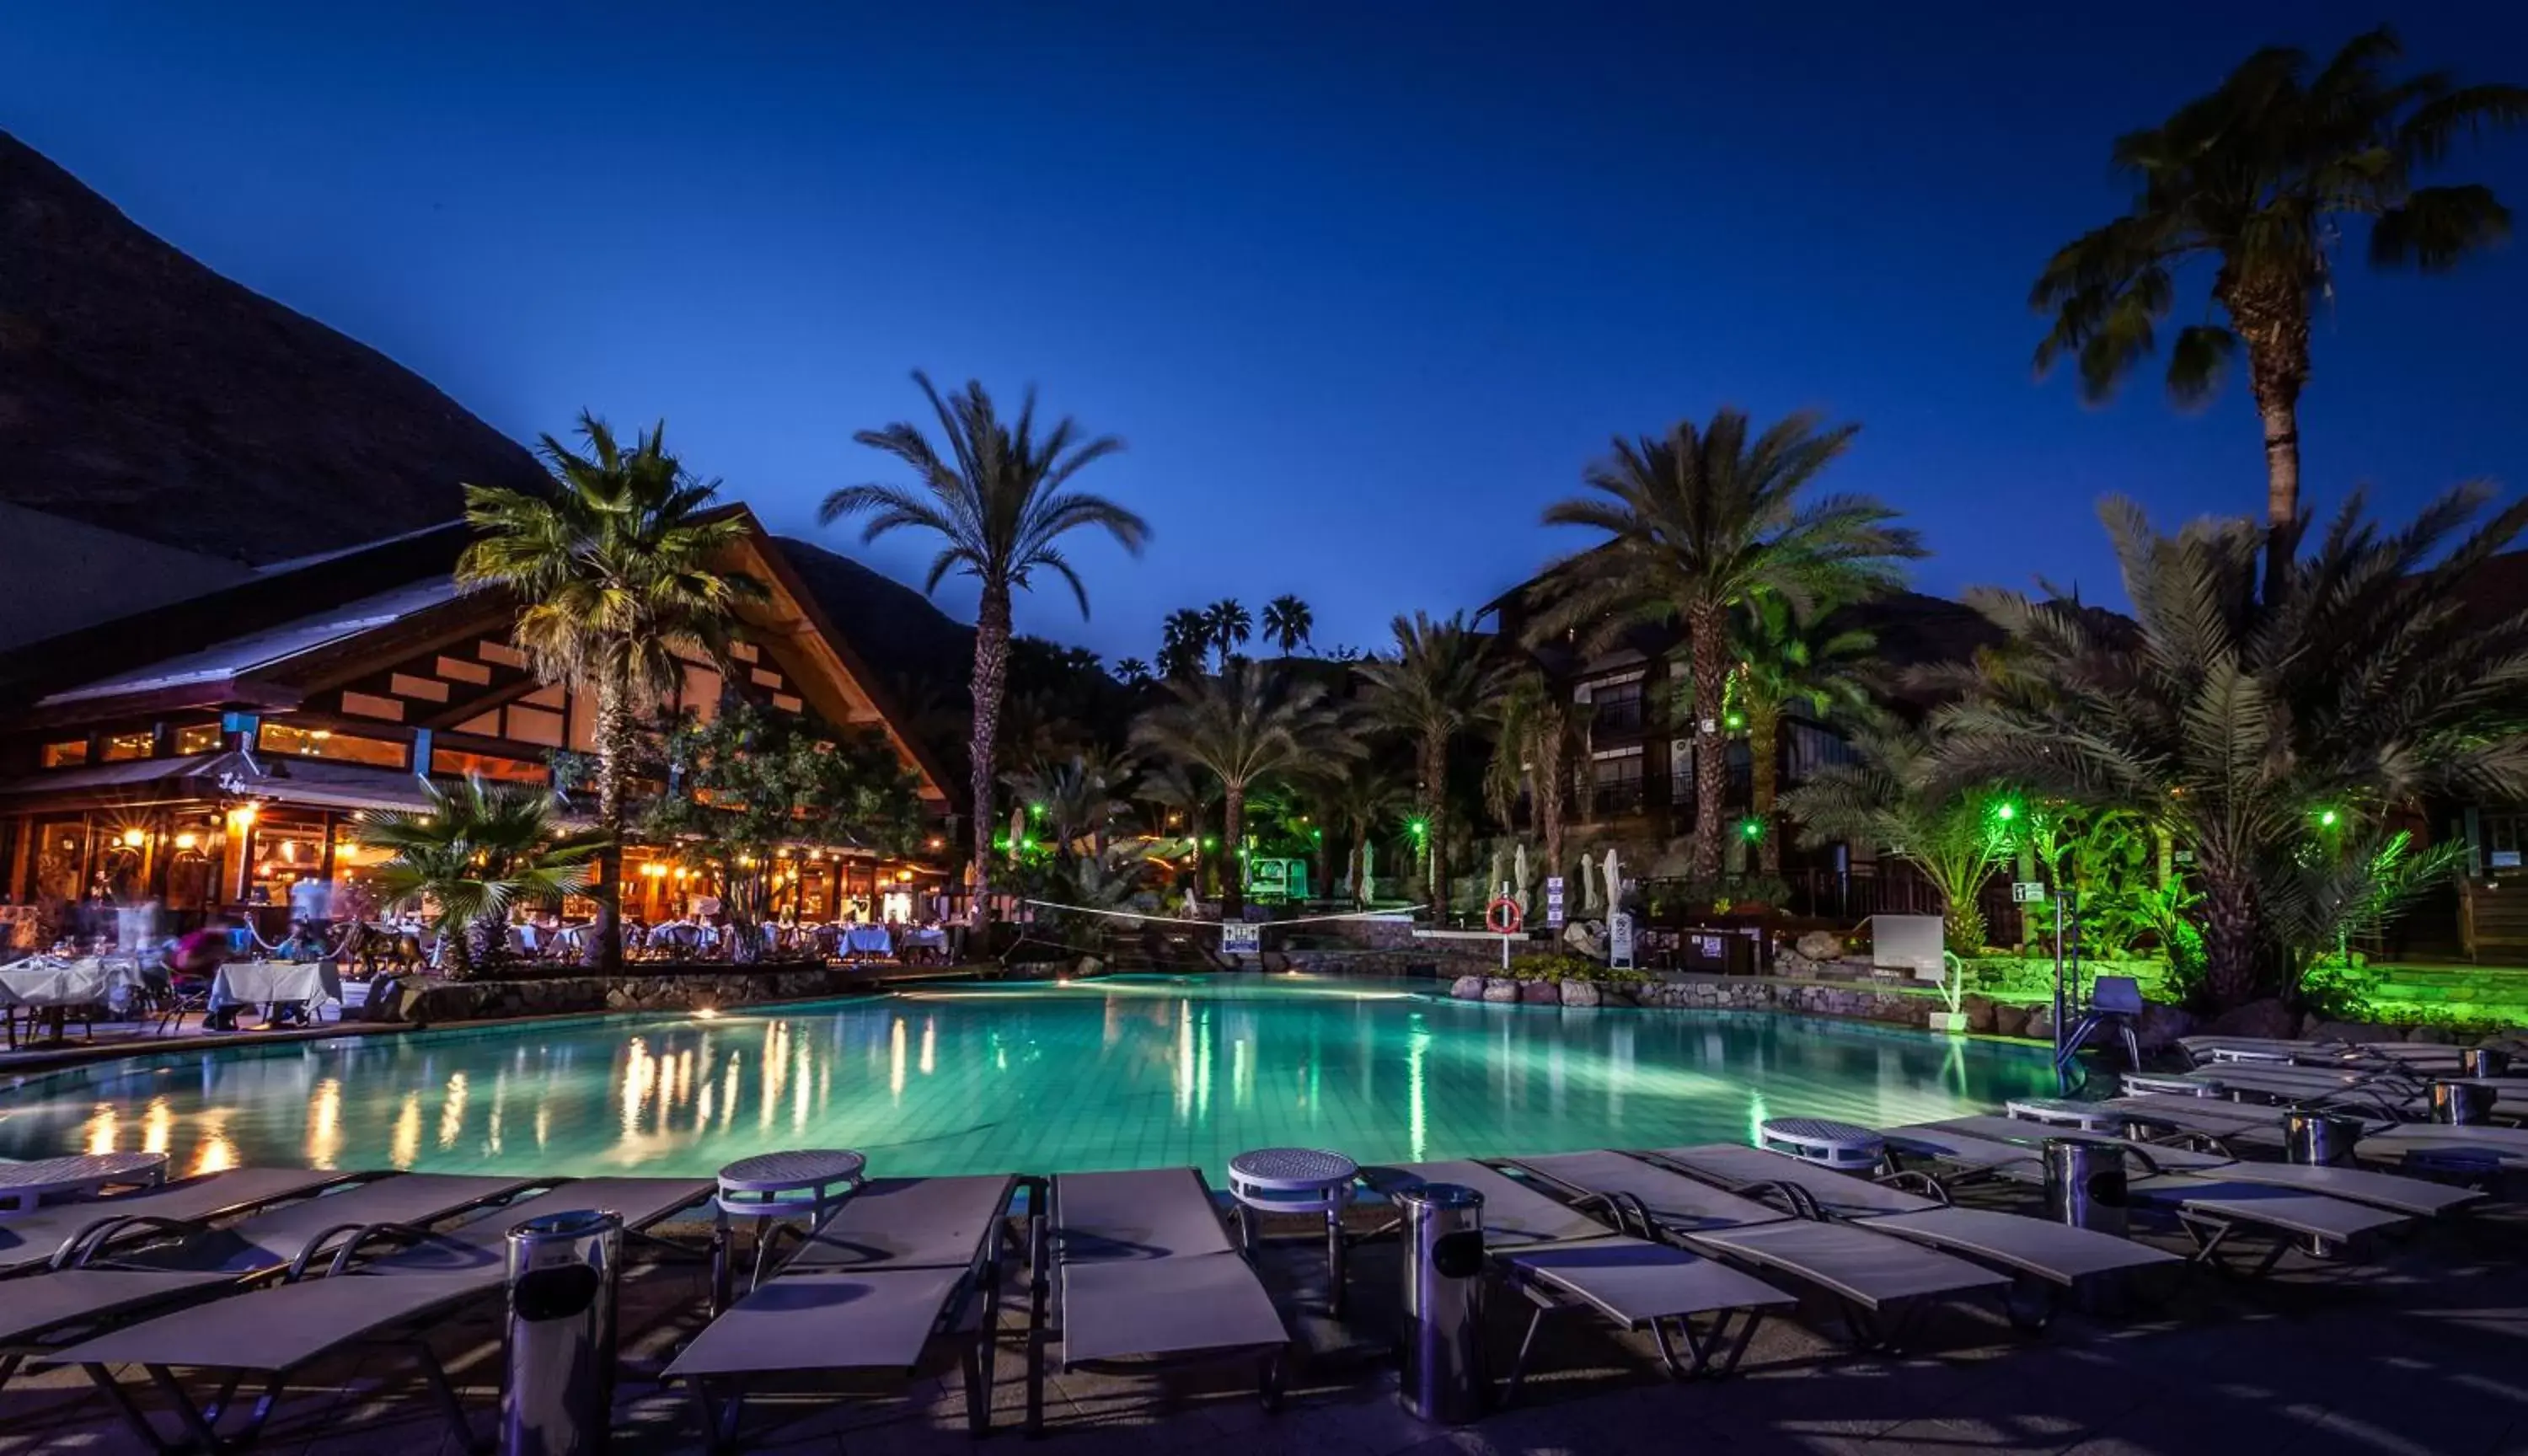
208 959 346 1028
0 956 147 1047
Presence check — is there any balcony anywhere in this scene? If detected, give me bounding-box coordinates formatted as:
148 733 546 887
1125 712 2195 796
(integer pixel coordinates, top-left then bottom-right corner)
1586 780 1647 821
1589 696 1646 738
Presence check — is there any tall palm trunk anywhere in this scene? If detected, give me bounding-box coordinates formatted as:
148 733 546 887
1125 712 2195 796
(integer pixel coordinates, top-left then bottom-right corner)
1420 741 1448 922
1221 784 1246 919
2219 271 2311 583
1348 827 1369 907
1746 694 1781 878
1539 749 1567 907
587 672 629 971
967 582 1014 926
1686 602 1728 881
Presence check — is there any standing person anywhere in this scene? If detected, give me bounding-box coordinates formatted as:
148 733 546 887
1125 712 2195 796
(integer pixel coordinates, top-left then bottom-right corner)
175 915 238 1030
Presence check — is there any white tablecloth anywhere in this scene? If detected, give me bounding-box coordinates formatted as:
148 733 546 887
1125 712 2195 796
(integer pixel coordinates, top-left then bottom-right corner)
844 925 894 955
212 961 345 1011
0 958 145 1009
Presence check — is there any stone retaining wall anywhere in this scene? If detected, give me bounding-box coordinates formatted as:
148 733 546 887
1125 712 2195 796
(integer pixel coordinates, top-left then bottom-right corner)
385 965 894 1024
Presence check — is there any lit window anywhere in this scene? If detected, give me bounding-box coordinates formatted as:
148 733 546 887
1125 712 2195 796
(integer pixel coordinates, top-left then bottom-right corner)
40 740 88 768
99 731 155 763
173 723 224 756
257 722 408 769
431 748 549 784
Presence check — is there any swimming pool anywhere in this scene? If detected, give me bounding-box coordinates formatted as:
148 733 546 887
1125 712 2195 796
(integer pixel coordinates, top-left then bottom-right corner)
0 976 2055 1180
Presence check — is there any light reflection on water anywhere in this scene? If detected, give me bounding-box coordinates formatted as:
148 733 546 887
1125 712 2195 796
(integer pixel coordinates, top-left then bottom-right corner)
0 976 2055 1180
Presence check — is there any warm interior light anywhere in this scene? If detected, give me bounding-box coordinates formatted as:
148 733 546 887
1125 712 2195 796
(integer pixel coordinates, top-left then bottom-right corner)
897 870 913 882
121 827 147 848
310 729 332 741
174 832 199 850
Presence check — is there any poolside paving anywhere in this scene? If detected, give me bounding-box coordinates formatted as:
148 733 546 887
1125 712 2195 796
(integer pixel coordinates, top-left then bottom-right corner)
3 1191 2523 1455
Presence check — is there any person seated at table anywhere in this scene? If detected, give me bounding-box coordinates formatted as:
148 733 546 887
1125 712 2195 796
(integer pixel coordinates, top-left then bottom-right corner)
259 918 327 1026
176 915 238 1029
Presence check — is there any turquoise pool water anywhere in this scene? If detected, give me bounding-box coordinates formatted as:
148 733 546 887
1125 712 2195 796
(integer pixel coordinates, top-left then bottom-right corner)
0 977 2054 1180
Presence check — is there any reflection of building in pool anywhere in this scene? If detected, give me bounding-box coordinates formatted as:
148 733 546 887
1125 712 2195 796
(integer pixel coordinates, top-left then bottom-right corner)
0 508 960 940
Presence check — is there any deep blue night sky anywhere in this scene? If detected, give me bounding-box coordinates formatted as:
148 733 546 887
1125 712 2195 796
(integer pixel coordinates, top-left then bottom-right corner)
8 3 2525 657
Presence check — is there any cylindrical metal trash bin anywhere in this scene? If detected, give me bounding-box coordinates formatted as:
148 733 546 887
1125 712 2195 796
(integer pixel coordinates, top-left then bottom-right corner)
1395 1182 1486 1425
2042 1139 2128 1239
2283 1110 2367 1166
502 1208 624 1456
2460 1046 2512 1080
2430 1079 2498 1126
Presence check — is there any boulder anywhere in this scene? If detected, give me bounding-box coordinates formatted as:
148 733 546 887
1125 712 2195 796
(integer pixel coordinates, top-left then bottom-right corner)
2308 1020 2394 1046
1795 930 1843 961
2205 998 2295 1042
1991 1004 2031 1039
1518 980 1560 1004
1449 975 1487 1002
2134 1000 2197 1054
1561 981 1603 1009
1598 988 1636 1008
1259 950 1291 974
2023 1004 2054 1043
2406 1023 2456 1044
1482 977 1521 1004
1960 993 1998 1035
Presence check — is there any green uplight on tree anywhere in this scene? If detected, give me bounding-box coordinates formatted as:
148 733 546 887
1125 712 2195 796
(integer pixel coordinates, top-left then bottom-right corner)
1029 802 1045 819
1739 818 1764 841
1203 836 1218 849
1724 711 1747 731
1406 816 1429 841
1993 801 2017 822
2316 807 2341 828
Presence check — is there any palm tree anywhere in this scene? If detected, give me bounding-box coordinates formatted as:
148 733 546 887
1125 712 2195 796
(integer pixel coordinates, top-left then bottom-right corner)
822 372 1150 922
1158 608 1211 679
458 414 762 971
1129 663 1352 918
1135 757 1220 900
358 778 601 978
1113 657 1154 688
1356 611 1504 918
2033 28 2526 535
1533 409 1920 881
1320 756 1412 907
1202 599 1253 671
1934 490 2528 1011
1733 596 1885 877
1003 752 1131 863
1262 595 1315 656
1782 723 2018 956
1483 667 1583 896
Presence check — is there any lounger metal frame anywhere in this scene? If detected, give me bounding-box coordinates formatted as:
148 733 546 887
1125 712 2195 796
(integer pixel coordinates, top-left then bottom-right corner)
679 1175 1042 1448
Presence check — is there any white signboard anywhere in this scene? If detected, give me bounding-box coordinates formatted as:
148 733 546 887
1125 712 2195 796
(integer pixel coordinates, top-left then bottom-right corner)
2011 881 2048 904
1545 876 1567 929
1608 911 1636 970
1221 922 1261 955
1870 913 1947 981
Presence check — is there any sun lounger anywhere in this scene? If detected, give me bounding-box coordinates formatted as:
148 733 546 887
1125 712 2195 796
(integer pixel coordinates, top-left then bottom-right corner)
0 1167 352 1277
2356 1122 2528 1175
1361 1159 1795 1400
53 1176 713 1453
1026 1168 1288 1437
0 1173 530 1395
1642 1143 2181 1320
666 1175 1028 1448
1505 1149 2007 1350
1884 1121 2414 1274
1954 1113 2485 1218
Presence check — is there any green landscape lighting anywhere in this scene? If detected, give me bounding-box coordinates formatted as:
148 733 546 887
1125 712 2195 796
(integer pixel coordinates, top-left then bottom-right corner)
1994 802 2017 822
1203 836 1218 849
1029 802 1045 818
2317 808 2340 828
1723 711 1746 731
1406 816 1428 840
1739 818 1764 841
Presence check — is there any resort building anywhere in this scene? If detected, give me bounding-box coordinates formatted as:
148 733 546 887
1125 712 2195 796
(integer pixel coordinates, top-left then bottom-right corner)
0 507 959 947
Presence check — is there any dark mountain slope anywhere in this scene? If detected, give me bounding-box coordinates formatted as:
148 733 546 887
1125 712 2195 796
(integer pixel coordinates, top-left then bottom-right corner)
0 130 546 563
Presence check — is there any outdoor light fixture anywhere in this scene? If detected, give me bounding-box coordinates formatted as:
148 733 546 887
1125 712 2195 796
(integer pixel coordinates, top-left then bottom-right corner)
1740 819 1764 841
1994 802 2017 822
120 827 146 847
1724 711 1746 731
174 832 198 850
897 870 913 882
2316 808 2341 827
